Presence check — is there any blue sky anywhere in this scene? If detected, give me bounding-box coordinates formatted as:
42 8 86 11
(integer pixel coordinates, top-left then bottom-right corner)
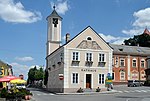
1 0 150 79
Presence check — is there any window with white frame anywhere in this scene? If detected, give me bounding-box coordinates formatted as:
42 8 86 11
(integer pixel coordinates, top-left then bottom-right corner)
86 53 92 61
99 53 105 62
141 60 145 68
72 73 78 84
72 52 79 61
120 58 125 67
120 71 125 80
116 57 118 66
112 58 114 66
99 74 105 84
132 59 136 67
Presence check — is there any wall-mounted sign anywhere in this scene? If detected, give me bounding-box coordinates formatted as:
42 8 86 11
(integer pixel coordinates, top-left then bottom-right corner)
81 69 96 72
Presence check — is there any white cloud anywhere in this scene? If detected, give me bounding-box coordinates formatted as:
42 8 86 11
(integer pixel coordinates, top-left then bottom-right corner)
51 0 69 15
122 28 144 35
10 63 45 80
0 0 42 23
133 8 150 27
10 62 29 79
99 33 128 44
15 56 34 62
122 7 150 35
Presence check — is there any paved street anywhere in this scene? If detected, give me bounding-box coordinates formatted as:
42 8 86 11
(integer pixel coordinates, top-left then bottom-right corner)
29 86 150 101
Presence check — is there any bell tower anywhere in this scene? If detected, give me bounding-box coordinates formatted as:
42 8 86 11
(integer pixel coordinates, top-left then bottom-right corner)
46 6 62 56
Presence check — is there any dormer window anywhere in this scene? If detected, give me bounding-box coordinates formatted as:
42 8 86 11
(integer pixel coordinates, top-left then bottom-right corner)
119 48 123 51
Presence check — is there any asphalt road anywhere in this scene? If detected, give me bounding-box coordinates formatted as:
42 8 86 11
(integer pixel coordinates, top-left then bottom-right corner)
29 86 150 101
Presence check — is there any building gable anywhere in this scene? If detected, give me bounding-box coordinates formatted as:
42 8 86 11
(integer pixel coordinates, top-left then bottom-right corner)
65 26 112 51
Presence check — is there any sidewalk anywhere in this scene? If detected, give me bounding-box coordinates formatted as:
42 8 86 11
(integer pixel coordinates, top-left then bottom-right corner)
56 90 119 95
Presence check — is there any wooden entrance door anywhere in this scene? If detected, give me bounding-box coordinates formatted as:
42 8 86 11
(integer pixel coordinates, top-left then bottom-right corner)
86 74 91 88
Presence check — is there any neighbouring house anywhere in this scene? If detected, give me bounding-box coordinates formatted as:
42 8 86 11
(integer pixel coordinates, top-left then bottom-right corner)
0 60 13 87
46 6 113 93
110 44 150 85
0 60 13 77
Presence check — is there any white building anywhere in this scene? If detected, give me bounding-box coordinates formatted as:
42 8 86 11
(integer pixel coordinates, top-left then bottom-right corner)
46 7 113 93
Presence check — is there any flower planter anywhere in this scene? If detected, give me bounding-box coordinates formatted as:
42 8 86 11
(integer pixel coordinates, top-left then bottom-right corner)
25 95 32 100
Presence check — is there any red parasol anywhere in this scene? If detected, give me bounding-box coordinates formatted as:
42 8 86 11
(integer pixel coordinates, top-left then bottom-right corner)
0 75 19 82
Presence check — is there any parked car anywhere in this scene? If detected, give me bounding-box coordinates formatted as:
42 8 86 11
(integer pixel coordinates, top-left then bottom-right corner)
127 80 143 87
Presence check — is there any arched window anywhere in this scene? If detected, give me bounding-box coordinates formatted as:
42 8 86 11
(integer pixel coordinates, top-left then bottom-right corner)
132 58 137 67
120 70 125 80
140 59 145 68
87 37 92 40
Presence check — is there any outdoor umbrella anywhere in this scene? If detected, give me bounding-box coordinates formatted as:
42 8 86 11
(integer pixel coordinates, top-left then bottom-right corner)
0 75 19 82
10 79 26 84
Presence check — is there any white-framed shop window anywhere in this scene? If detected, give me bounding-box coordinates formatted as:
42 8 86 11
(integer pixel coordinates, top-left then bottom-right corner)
72 73 79 84
99 74 105 84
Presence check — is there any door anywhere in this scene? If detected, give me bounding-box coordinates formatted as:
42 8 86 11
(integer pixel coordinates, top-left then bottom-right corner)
86 74 91 88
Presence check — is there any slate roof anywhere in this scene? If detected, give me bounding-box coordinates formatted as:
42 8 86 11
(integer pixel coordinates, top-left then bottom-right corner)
46 9 62 20
110 44 150 56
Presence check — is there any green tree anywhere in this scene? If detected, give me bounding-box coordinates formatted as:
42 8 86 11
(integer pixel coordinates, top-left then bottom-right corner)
44 70 48 85
28 66 44 84
28 68 36 84
124 34 150 47
34 67 44 80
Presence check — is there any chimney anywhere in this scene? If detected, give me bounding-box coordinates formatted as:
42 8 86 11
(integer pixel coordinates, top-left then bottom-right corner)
66 33 70 43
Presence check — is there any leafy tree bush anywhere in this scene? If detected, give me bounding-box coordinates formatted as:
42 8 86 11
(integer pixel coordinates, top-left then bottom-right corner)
124 34 150 47
28 66 44 85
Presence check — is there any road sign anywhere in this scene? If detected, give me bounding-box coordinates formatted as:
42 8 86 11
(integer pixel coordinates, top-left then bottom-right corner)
59 74 64 80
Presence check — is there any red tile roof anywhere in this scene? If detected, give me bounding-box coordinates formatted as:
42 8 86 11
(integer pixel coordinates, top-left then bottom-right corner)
143 28 150 35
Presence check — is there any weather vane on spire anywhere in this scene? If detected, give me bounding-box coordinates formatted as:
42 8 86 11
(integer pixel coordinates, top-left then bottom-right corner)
53 5 56 10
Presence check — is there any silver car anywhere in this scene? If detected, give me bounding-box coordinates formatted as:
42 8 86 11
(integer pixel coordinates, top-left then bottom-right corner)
127 80 142 87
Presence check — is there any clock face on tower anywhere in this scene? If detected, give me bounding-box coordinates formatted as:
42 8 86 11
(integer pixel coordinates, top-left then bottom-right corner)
53 18 58 27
